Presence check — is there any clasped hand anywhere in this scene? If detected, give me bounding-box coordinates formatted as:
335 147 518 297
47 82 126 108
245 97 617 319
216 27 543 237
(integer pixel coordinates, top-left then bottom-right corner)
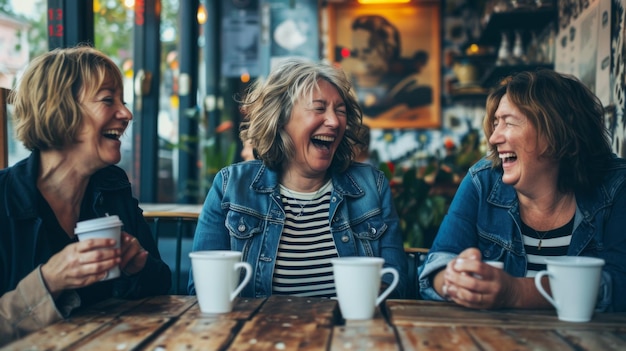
41 231 148 296
440 248 514 309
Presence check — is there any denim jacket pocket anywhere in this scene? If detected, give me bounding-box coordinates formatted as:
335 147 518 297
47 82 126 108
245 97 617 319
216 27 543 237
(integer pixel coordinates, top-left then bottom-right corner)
477 239 506 261
352 218 387 241
225 211 263 239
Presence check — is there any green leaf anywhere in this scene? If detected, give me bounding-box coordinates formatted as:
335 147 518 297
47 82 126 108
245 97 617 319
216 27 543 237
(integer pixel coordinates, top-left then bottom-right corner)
378 162 393 180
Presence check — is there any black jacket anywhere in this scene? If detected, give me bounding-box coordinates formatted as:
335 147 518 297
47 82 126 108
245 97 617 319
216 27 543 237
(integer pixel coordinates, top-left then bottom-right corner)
0 151 171 305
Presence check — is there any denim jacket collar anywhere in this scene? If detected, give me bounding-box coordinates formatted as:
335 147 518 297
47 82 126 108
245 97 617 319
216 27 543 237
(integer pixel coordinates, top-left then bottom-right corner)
478 156 619 224
249 162 365 198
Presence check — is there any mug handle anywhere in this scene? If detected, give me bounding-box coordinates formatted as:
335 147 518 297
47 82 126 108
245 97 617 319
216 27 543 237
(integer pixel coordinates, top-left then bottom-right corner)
375 267 399 307
230 262 253 302
534 270 558 309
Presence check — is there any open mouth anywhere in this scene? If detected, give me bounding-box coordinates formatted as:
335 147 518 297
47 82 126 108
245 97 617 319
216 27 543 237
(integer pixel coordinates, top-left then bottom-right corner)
311 135 335 150
103 129 123 141
499 152 517 163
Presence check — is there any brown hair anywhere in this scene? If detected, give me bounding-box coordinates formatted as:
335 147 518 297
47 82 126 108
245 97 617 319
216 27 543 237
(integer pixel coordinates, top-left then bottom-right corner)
13 46 124 150
483 69 612 192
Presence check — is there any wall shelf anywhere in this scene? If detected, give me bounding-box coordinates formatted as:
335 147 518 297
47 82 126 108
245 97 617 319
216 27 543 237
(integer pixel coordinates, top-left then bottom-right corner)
481 63 554 88
447 6 557 103
478 7 557 46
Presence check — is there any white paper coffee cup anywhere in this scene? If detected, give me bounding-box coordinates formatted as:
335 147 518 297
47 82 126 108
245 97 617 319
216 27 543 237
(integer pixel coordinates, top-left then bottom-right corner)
75 215 123 280
473 260 504 279
485 261 504 269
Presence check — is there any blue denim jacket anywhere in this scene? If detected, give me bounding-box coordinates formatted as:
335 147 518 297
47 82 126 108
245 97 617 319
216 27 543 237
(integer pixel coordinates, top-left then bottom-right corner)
188 160 408 298
419 156 626 312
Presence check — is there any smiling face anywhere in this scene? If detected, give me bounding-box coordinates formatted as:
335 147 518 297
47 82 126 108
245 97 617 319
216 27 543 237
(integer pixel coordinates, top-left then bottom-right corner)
282 79 347 181
488 94 556 192
73 77 132 170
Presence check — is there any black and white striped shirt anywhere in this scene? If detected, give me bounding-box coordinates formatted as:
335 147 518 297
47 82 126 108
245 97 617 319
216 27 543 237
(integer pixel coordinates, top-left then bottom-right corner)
273 181 338 298
522 216 574 277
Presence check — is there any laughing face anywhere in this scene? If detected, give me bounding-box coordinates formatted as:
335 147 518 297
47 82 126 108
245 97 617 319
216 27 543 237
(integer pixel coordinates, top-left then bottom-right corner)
74 77 132 170
488 94 554 191
283 79 347 179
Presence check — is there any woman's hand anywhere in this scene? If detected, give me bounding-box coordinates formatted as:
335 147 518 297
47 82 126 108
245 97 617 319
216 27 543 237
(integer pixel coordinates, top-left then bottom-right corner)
441 248 518 309
41 238 120 297
119 231 148 276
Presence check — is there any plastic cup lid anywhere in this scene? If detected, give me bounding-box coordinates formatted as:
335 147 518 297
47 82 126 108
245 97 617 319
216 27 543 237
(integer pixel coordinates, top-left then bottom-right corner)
75 215 123 234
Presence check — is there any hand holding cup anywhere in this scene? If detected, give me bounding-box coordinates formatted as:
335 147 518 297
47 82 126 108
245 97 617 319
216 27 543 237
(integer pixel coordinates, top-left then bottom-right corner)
119 231 148 275
41 235 120 296
74 215 124 280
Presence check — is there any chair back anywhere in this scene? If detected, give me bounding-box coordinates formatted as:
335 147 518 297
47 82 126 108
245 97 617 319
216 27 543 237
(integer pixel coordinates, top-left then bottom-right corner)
405 247 429 299
0 87 12 169
142 209 199 295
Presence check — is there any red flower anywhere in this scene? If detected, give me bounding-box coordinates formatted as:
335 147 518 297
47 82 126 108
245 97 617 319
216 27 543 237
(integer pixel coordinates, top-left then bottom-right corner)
444 137 455 150
386 161 395 174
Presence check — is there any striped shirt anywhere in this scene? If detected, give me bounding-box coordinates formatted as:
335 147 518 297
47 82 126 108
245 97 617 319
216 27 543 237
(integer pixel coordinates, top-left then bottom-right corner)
273 181 338 298
522 216 574 277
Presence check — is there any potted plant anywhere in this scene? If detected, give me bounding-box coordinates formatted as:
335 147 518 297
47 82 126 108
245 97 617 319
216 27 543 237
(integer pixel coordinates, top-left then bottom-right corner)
380 131 484 248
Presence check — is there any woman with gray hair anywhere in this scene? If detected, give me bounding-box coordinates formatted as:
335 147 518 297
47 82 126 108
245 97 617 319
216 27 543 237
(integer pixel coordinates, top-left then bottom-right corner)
188 58 407 298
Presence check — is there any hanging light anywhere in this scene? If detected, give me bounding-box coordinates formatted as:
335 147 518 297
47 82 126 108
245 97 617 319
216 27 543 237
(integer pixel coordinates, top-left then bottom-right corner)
357 0 411 4
197 3 207 25
240 72 250 83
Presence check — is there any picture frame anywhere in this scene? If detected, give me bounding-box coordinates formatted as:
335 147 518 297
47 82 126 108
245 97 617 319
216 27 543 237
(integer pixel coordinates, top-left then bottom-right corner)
331 2 441 129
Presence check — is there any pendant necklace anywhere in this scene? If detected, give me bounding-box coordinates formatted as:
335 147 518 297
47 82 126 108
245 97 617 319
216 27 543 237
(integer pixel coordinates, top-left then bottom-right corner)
281 184 328 217
534 229 550 251
529 194 572 251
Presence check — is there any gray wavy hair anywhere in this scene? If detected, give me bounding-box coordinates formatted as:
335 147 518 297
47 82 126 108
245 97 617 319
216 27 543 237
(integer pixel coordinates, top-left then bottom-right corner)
239 58 366 172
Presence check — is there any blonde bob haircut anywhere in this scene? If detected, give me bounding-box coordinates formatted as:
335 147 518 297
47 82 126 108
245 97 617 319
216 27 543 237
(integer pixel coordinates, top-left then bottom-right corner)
239 58 366 172
13 45 124 151
483 69 612 193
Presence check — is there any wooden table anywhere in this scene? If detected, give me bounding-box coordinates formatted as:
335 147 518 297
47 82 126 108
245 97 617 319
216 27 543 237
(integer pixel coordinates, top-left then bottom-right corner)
3 296 626 350
386 300 626 350
139 203 203 219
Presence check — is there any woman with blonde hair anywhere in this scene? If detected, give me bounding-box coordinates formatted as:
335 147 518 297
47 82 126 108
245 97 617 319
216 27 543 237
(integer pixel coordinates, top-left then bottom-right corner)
0 46 171 344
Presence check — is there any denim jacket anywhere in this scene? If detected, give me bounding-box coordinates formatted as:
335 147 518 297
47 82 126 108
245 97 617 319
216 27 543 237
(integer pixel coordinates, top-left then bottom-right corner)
188 160 408 298
0 152 171 342
419 156 626 312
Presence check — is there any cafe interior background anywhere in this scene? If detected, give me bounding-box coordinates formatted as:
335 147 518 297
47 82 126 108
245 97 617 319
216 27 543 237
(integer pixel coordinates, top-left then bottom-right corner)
1 0 625 250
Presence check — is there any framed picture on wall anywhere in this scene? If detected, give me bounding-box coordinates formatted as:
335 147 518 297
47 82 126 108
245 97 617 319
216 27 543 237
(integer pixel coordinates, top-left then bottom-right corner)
333 2 441 129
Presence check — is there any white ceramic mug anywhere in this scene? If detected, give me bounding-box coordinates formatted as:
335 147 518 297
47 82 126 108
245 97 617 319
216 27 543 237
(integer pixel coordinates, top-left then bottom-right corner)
534 256 605 322
331 257 399 320
189 250 252 314
75 215 123 280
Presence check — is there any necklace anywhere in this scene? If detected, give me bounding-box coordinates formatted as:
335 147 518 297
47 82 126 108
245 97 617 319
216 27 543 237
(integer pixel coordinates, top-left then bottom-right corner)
534 229 550 251
525 193 573 250
281 182 329 217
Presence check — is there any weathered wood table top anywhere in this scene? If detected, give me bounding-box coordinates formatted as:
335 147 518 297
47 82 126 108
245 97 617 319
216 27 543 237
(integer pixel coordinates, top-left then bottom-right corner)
3 296 626 350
